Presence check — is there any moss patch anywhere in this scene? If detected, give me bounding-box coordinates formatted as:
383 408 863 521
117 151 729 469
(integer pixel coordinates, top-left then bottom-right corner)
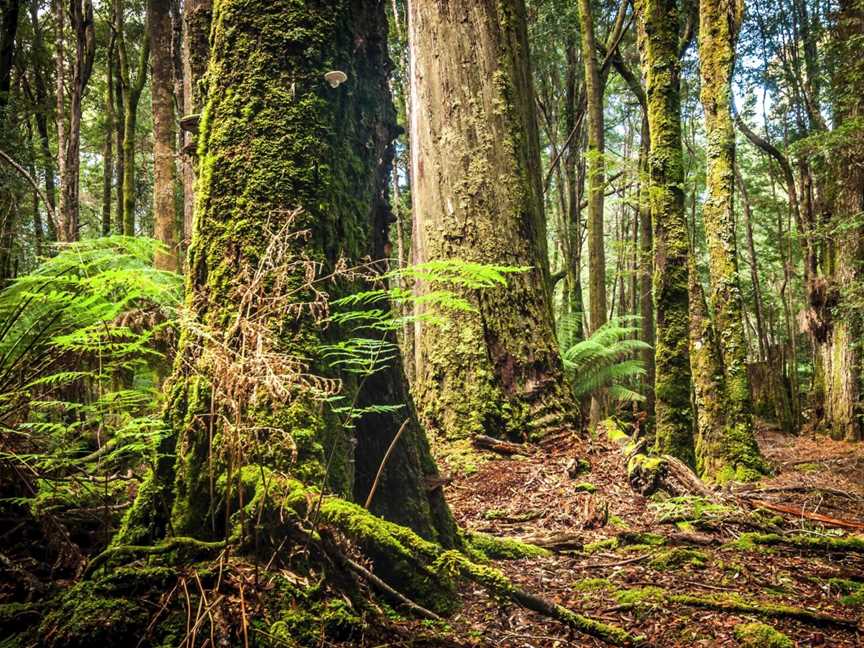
733 622 793 648
648 548 708 571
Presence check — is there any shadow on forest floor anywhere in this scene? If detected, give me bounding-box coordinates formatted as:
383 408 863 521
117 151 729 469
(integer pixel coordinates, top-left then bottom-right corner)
432 421 864 646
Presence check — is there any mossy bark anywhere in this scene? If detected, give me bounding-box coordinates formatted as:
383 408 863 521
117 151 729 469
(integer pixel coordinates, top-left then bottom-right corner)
635 0 694 463
121 0 455 548
408 0 576 441
818 0 864 441
697 0 764 479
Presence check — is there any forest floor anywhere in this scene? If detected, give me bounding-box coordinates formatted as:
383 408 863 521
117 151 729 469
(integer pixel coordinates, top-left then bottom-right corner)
430 421 864 647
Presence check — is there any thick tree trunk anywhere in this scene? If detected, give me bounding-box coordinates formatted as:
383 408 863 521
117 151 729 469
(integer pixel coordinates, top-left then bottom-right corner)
407 0 576 441
697 0 764 479
149 0 179 269
120 0 455 551
819 0 864 441
635 0 694 465
180 0 211 246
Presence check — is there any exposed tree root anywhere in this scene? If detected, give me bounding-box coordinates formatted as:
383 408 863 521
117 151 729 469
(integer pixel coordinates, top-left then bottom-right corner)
733 531 864 554
473 434 531 456
82 536 227 579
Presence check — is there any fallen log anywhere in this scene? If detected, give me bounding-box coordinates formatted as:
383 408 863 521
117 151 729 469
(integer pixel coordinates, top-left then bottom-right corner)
748 500 864 532
473 434 530 456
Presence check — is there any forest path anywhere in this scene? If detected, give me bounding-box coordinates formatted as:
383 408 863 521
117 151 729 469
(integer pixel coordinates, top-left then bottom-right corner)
435 424 864 647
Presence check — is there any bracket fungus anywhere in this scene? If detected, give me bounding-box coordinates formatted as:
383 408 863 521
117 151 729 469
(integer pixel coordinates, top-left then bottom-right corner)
324 70 348 88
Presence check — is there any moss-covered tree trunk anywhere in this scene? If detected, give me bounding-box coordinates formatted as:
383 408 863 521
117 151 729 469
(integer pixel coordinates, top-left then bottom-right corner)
121 0 456 550
407 0 576 441
635 0 694 464
149 0 179 270
697 0 764 479
180 0 211 246
819 0 864 441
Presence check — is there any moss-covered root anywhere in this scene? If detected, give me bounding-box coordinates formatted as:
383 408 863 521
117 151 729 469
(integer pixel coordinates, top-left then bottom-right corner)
82 536 226 580
435 551 643 646
734 622 794 648
732 532 864 553
617 587 858 630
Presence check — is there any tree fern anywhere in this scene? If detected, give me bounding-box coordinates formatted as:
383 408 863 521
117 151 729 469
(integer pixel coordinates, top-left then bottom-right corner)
561 315 652 404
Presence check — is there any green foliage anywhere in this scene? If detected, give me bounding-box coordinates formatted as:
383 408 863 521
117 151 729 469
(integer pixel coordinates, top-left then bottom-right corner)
0 237 180 533
560 315 651 404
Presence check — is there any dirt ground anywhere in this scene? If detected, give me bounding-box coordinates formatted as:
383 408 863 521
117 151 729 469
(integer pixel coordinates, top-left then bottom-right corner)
431 422 864 647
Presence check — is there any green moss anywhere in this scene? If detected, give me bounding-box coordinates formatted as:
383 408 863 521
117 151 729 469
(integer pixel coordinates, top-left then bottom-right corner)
830 578 864 606
648 548 708 571
584 537 619 553
575 482 598 493
728 532 864 553
733 622 793 648
619 531 666 546
463 531 551 560
270 598 362 645
38 582 149 648
615 586 665 607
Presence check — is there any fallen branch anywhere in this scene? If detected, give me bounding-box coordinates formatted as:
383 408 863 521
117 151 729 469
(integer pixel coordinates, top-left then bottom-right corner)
516 531 583 551
344 556 442 621
473 434 530 456
0 148 57 233
748 500 864 532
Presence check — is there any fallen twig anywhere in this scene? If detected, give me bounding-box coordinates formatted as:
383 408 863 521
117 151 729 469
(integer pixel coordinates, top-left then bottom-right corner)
473 434 531 456
748 500 864 531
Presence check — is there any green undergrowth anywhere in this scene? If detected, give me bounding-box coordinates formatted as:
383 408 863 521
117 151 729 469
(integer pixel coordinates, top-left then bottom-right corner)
830 578 864 606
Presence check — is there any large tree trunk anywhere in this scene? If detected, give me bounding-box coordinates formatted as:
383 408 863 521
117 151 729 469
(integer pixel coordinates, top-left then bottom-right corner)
149 0 179 269
818 0 864 441
407 0 576 441
120 0 455 552
180 0 211 247
57 0 95 242
637 110 655 418
697 0 764 479
635 0 694 465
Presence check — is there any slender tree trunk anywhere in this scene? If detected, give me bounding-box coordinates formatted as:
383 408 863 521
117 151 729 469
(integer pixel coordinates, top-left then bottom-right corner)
102 34 116 237
180 0 211 246
54 0 67 238
149 0 179 269
121 0 456 559
697 0 764 479
57 0 95 242
637 110 655 418
29 0 56 241
116 0 149 236
408 0 576 441
635 0 694 465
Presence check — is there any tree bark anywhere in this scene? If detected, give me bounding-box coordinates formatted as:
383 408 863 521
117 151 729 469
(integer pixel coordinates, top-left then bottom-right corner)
116 0 149 236
120 0 455 551
149 0 178 269
697 0 764 479
56 0 95 242
102 31 116 237
635 0 694 465
180 0 211 247
407 0 576 441
0 0 19 111
28 0 56 241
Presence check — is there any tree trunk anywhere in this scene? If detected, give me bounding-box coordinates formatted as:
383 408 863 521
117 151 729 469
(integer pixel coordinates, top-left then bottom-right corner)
120 0 455 552
635 0 694 465
149 0 179 269
697 0 764 479
407 0 576 441
28 0 56 241
637 110 655 418
819 0 864 441
0 0 19 111
102 33 115 237
57 0 95 242
116 0 149 236
180 0 211 246
577 0 607 337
